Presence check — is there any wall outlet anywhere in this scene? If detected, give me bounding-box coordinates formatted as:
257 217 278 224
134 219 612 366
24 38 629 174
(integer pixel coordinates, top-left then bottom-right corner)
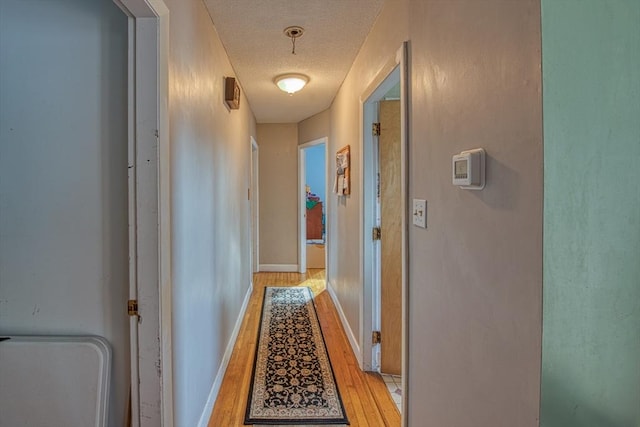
412 199 427 228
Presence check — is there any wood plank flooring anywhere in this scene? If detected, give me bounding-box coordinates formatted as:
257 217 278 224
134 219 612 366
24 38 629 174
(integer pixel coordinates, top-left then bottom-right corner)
208 269 400 426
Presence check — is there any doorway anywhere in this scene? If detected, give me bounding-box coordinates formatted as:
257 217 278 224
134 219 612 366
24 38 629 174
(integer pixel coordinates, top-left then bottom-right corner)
361 43 408 421
0 1 171 425
114 1 172 426
250 137 259 274
298 138 328 274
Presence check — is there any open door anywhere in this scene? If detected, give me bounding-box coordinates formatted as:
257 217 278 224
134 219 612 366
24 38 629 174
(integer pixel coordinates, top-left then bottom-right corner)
361 42 408 423
117 1 172 426
379 99 402 375
251 137 259 274
298 138 328 274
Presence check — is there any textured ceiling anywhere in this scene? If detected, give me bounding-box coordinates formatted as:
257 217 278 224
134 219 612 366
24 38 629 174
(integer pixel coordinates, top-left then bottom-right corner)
204 0 384 123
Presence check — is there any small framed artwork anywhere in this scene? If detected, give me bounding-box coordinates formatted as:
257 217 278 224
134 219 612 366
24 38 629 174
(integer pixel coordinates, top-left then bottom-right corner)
334 145 350 196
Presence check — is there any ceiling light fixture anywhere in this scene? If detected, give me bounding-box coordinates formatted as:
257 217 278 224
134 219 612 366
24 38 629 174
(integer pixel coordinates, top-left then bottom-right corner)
275 74 309 94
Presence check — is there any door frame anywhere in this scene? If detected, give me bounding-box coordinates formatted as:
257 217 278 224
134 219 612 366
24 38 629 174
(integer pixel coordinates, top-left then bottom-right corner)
113 1 172 426
360 42 409 422
251 137 260 274
298 137 329 274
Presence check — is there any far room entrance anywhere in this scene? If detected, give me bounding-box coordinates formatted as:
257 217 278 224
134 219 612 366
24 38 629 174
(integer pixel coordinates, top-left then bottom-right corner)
298 137 328 273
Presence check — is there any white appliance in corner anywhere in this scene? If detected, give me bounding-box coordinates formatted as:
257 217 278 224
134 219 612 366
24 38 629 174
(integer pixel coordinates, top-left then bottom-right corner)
0 336 111 427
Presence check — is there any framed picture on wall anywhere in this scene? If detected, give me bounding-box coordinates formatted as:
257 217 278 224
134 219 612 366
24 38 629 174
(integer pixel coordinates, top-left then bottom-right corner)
335 145 350 196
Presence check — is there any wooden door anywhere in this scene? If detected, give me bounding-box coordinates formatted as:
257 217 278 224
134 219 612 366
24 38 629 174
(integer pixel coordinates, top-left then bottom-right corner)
379 100 402 375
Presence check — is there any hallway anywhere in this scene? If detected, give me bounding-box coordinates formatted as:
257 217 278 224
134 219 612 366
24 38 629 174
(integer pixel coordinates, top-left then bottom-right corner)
1 1 637 426
209 270 400 426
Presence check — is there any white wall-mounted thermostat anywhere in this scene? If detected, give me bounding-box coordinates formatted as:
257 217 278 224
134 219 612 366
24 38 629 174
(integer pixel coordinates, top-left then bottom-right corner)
452 148 485 190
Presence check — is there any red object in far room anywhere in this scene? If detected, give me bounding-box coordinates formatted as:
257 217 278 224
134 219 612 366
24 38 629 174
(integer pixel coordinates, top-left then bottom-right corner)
306 202 323 240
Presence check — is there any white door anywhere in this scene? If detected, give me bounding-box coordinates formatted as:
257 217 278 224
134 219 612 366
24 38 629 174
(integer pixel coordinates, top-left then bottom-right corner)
361 43 409 423
251 138 260 273
117 1 172 426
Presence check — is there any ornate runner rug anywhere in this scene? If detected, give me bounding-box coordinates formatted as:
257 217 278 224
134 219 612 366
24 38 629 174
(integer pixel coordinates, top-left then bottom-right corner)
245 287 349 425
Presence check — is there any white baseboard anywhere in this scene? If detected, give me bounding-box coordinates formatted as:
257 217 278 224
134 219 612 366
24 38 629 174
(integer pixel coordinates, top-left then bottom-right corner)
197 282 253 427
326 280 361 367
259 264 299 272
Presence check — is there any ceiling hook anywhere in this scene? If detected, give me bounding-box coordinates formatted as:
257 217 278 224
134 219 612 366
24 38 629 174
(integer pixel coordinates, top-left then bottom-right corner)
284 26 304 55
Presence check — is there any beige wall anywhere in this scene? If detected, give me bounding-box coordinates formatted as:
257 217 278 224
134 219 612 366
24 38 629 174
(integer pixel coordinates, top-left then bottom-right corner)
326 0 543 425
407 1 543 425
298 108 331 144
165 0 257 424
327 0 410 348
257 123 299 267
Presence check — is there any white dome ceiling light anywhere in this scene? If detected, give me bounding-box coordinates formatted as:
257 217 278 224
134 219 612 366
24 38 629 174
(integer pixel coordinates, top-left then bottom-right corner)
275 74 309 94
274 26 309 94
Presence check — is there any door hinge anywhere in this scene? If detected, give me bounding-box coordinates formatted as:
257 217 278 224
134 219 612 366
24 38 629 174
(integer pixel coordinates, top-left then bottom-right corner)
128 299 138 316
372 330 381 345
372 122 381 136
372 227 381 241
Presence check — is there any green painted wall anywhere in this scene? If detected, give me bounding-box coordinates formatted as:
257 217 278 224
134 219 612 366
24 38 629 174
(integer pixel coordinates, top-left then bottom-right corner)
541 1 640 426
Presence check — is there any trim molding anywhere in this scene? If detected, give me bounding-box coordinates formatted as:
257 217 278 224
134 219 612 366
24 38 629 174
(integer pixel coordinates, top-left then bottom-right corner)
259 264 299 272
326 280 361 366
197 282 253 427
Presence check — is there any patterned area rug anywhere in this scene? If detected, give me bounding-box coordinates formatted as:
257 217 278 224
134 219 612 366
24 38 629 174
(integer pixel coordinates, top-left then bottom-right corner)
245 287 349 425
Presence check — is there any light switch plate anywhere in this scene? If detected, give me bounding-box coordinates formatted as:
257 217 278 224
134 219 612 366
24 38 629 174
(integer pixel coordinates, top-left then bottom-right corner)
412 199 427 228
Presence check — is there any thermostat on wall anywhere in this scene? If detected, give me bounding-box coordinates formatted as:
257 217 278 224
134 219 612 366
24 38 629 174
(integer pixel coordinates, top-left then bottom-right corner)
452 148 485 190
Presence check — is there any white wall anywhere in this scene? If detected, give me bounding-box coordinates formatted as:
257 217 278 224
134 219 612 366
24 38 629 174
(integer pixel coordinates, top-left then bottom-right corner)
164 0 257 425
0 1 129 426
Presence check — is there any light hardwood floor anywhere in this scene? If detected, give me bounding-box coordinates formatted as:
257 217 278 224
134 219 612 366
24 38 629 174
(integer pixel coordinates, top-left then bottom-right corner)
208 269 400 426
